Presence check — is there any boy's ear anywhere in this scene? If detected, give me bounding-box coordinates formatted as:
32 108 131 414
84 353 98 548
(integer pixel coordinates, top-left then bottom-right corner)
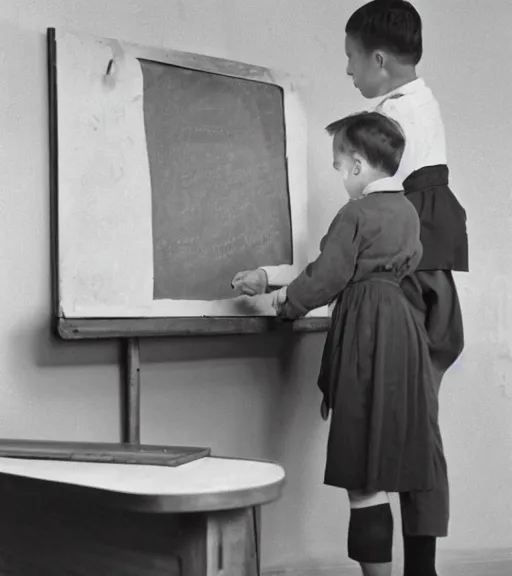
374 50 387 68
353 157 362 176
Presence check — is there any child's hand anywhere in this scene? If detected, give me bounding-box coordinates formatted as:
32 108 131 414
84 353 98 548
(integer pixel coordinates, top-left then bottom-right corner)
270 287 287 314
236 293 276 316
231 269 268 295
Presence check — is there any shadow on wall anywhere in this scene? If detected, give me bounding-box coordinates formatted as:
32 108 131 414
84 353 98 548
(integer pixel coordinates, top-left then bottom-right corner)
26 317 289 368
7 313 292 447
262 333 337 564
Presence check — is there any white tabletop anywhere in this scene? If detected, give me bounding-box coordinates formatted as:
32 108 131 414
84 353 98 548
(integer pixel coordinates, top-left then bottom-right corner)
0 456 286 512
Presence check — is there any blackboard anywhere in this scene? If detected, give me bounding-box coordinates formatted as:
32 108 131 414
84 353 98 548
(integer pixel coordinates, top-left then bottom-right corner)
140 60 293 301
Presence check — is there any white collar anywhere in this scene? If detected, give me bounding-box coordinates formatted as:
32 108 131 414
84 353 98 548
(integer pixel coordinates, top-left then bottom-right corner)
385 77 425 98
362 177 403 196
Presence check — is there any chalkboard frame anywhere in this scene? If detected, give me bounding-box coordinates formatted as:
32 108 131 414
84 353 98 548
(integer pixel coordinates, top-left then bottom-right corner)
48 28 329 337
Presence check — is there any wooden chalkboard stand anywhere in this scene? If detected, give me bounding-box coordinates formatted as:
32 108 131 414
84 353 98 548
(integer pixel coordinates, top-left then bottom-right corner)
124 337 141 445
47 27 329 342
57 315 329 339
25 29 328 469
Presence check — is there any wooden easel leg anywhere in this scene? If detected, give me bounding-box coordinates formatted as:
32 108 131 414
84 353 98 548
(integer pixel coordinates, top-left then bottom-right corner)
124 337 141 445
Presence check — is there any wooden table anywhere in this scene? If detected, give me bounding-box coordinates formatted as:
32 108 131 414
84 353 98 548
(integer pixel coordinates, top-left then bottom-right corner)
0 455 285 575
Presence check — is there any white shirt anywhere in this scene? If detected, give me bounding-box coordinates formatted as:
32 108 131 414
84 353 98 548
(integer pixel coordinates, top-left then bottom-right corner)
375 78 447 183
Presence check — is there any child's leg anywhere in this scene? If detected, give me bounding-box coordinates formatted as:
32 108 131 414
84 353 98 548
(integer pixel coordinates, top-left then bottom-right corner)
399 271 459 576
402 534 438 576
400 482 449 576
399 362 449 576
347 491 393 576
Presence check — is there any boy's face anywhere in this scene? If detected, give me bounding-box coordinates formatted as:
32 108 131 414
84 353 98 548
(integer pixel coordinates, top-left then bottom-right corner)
345 34 386 99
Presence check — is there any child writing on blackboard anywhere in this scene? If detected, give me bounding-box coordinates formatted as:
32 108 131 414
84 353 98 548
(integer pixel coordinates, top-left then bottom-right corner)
258 110 444 576
232 3 468 575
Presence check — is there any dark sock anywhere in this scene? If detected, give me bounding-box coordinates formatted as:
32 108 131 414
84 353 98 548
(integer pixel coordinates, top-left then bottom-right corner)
403 535 437 576
348 503 393 563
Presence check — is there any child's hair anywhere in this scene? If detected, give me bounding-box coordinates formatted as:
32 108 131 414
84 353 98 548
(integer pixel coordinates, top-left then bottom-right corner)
345 0 422 66
326 112 405 176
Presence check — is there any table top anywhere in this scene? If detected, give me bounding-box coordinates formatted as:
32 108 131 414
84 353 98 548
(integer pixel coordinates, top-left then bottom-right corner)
0 455 286 513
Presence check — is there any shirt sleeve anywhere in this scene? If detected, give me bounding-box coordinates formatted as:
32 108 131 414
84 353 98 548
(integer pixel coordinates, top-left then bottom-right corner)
280 203 362 319
259 265 301 287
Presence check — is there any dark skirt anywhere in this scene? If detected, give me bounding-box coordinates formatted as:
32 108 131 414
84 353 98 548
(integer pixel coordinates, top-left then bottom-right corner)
404 165 468 272
318 273 447 493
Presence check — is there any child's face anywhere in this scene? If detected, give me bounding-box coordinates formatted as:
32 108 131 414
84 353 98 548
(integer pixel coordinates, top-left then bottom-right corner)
345 34 387 99
332 143 365 200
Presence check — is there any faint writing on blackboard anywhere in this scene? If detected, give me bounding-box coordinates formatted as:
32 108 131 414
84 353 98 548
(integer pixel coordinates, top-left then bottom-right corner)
140 59 292 300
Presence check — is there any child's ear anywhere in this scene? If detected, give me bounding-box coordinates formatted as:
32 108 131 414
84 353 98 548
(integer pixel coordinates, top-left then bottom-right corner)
353 158 362 176
374 50 387 69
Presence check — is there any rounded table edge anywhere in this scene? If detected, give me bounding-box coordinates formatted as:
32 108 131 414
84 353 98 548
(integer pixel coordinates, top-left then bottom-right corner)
0 466 287 514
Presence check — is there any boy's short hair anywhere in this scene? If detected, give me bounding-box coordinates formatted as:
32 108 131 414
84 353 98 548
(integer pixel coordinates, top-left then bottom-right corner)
326 112 405 176
345 0 422 65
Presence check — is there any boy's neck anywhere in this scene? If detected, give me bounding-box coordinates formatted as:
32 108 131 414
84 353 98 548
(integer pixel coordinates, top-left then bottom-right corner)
377 68 418 97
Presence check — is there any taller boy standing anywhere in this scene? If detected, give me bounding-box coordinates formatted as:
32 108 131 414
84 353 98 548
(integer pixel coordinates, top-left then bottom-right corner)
344 4 468 576
232 2 468 575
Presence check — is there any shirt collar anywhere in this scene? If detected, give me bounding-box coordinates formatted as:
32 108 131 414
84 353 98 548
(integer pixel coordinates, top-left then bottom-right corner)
385 77 425 98
377 78 429 109
362 177 403 196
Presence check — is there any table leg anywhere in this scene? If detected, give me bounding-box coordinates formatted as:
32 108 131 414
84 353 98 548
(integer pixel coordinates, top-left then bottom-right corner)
253 505 262 575
206 508 258 576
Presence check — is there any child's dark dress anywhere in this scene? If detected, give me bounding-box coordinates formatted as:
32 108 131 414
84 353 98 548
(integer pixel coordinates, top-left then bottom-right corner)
280 190 445 493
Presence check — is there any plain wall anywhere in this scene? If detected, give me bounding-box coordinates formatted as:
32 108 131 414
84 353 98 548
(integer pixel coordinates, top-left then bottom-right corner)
0 0 511 570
